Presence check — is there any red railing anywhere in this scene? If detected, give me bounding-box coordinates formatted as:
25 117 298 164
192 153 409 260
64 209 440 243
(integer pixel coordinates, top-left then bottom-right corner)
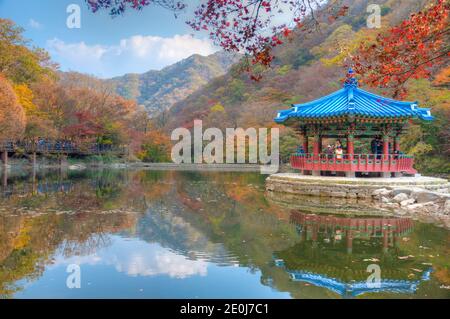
290 153 416 174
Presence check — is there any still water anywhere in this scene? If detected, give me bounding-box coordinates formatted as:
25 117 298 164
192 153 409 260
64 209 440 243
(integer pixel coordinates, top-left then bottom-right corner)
0 169 448 299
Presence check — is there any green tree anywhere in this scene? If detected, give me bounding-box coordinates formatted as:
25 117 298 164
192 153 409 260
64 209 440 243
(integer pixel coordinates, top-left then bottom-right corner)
0 19 56 85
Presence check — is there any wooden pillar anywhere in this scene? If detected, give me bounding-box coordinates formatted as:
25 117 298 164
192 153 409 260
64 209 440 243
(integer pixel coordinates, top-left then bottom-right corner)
382 228 389 253
312 135 321 176
313 135 320 156
59 155 68 167
382 135 390 156
2 169 6 188
32 152 37 167
382 135 390 178
346 230 353 254
302 135 309 154
312 224 318 242
1 151 7 166
345 132 355 177
318 136 322 154
32 166 37 194
394 135 400 153
347 136 354 159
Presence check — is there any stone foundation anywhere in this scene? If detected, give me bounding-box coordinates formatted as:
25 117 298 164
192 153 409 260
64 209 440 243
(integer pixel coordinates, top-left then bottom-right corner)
266 173 449 199
265 173 450 228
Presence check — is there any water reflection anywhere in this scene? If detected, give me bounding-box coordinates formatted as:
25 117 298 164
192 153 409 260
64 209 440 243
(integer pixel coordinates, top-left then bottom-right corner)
274 212 431 297
290 211 415 254
0 169 448 298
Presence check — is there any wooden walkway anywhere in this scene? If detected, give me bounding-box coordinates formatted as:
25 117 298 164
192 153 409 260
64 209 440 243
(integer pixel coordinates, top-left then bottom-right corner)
0 141 127 156
0 141 128 166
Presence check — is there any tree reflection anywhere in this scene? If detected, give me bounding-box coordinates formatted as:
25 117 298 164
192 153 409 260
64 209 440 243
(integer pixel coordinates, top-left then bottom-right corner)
0 169 448 298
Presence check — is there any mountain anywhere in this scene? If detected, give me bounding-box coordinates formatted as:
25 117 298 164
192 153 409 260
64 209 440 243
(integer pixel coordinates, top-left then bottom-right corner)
106 51 241 116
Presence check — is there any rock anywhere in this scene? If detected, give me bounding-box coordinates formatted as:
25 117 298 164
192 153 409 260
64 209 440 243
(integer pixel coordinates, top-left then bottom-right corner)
400 198 416 207
422 202 440 213
444 200 450 215
381 196 391 203
381 202 399 209
372 188 392 198
68 164 86 170
372 188 388 196
406 203 424 211
331 192 347 198
110 163 128 169
395 210 408 216
393 193 409 203
412 190 442 204
391 188 413 196
406 202 440 214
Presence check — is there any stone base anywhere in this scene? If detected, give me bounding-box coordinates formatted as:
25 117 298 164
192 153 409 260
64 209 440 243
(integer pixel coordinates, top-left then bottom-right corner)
266 173 450 229
266 173 449 199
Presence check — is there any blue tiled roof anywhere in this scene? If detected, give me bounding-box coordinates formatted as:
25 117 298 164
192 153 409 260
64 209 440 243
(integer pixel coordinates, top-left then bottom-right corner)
286 269 432 297
275 70 434 123
274 259 432 297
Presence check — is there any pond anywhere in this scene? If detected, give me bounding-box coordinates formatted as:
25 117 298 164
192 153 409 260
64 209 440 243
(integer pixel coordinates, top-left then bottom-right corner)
0 169 448 299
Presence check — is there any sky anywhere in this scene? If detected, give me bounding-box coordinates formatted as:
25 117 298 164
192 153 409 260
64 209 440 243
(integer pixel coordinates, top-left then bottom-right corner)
0 0 218 78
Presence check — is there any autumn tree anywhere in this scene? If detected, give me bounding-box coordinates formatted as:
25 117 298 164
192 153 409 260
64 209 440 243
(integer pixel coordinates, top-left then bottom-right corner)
13 83 56 140
0 19 56 85
137 129 171 162
0 19 57 143
0 75 26 142
353 0 450 98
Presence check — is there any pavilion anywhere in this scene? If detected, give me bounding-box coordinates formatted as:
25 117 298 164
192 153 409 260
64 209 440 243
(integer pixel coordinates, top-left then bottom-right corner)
274 69 434 177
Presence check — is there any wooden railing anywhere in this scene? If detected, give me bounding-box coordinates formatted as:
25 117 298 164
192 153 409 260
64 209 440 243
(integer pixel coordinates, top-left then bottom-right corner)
290 153 416 174
0 141 128 156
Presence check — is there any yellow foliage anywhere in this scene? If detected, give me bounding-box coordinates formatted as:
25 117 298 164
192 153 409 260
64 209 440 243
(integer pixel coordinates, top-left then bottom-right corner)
409 141 433 157
312 24 378 67
12 220 32 250
14 84 36 115
210 102 225 113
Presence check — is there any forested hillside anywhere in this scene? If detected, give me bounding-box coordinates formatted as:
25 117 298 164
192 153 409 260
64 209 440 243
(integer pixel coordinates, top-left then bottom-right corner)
107 51 240 116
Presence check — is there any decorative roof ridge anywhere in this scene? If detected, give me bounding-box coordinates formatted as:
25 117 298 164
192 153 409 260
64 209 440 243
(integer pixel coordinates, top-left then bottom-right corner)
344 68 358 88
346 84 355 113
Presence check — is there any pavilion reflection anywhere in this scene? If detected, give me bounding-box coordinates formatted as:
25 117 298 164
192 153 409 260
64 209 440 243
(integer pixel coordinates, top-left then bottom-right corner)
290 211 414 254
273 211 431 297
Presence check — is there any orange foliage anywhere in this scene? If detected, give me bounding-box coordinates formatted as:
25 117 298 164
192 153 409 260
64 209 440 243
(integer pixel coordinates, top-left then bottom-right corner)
0 74 25 142
433 66 450 86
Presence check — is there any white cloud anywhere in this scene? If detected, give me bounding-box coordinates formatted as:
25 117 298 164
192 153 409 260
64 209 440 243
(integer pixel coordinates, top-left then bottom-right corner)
55 239 208 279
46 34 218 78
29 19 42 29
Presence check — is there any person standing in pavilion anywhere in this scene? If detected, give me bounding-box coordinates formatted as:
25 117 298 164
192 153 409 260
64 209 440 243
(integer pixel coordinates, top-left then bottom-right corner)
335 140 343 160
